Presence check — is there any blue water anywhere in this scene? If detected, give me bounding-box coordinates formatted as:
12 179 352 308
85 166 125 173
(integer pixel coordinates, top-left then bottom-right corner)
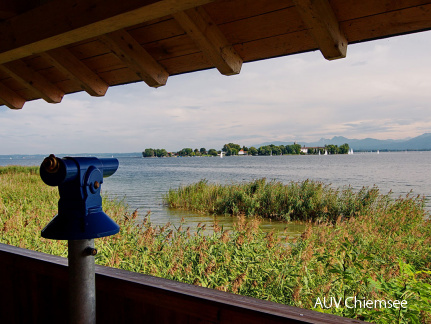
1 151 430 235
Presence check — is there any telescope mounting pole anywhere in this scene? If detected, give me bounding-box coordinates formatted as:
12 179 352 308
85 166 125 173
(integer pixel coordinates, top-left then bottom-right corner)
68 239 96 324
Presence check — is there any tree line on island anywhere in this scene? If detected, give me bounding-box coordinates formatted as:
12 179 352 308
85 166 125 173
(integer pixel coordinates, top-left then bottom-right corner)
142 142 350 157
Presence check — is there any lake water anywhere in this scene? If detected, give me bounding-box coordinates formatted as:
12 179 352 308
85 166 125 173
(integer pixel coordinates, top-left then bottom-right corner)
1 152 430 238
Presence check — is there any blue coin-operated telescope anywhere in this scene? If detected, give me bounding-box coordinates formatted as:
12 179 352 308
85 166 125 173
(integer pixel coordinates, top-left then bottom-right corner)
40 154 120 240
40 154 120 323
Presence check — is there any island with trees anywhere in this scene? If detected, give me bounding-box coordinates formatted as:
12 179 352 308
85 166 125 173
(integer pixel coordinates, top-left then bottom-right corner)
142 142 350 157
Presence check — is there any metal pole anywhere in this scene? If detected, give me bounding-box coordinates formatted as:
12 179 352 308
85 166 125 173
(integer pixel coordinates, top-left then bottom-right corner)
68 239 96 324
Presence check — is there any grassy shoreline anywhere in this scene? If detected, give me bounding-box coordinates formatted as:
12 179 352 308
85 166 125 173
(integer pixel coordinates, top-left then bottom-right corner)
1 166 430 323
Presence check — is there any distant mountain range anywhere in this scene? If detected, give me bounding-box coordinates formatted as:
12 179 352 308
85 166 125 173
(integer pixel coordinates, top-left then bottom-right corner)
256 133 431 151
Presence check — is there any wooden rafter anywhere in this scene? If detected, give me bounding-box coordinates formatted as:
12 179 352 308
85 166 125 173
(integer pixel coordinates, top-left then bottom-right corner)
0 3 19 19
0 0 216 65
0 81 25 109
99 30 169 88
0 60 64 103
42 48 108 97
0 0 430 110
173 7 243 75
0 0 32 20
292 0 347 60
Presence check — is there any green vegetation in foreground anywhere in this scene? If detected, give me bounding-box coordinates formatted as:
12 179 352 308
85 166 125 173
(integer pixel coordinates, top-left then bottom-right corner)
165 178 403 222
1 166 430 323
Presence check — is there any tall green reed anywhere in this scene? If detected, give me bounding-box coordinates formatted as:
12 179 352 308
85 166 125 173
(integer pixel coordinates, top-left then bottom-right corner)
1 167 430 323
165 178 398 222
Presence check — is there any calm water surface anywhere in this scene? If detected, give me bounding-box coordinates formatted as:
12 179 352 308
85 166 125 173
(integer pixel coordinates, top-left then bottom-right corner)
2 152 430 237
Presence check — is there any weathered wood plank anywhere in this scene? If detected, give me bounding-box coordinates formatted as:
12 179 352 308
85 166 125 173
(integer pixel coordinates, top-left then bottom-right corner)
204 0 295 25
331 0 431 22
14 89 39 102
99 29 169 87
135 8 306 63
292 0 347 60
158 30 316 76
82 53 126 74
0 81 25 109
343 4 431 43
174 7 243 75
52 79 88 95
0 60 64 103
0 243 366 324
145 34 200 61
159 52 211 75
0 1 35 20
128 18 186 45
68 39 113 61
21 55 52 71
58 4 431 80
0 77 26 94
98 68 142 87
110 31 314 78
0 263 16 322
36 66 69 84
234 30 317 62
43 47 109 97
219 7 305 45
0 0 217 64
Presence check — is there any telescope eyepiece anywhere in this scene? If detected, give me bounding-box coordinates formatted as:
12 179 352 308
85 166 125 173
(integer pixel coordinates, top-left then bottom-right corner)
42 154 61 174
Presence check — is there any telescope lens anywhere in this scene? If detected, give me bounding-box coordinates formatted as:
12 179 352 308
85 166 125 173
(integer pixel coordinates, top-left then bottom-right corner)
42 154 60 174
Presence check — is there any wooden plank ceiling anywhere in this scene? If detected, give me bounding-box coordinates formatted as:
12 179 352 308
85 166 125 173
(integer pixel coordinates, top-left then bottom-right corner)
0 0 430 109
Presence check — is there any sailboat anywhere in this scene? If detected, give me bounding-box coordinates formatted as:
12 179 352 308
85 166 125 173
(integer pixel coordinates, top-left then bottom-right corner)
348 148 354 155
377 150 380 154
220 151 224 158
324 150 328 155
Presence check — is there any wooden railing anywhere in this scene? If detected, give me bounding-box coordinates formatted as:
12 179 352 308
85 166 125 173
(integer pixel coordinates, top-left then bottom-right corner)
0 243 366 323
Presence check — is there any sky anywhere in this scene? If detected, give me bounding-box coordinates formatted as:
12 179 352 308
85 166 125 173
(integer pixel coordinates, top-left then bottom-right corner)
1 31 431 154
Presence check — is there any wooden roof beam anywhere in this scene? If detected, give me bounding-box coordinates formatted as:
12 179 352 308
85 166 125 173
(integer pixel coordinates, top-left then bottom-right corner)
42 48 108 97
0 0 33 20
0 2 20 19
173 7 243 75
292 0 347 60
0 0 216 65
0 60 64 103
0 82 25 109
99 30 168 88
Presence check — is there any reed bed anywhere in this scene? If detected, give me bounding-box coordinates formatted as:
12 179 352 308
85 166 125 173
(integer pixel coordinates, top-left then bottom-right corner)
164 178 397 222
1 167 430 323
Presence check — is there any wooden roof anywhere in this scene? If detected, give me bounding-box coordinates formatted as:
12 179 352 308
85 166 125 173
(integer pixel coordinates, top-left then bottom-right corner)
1 0 430 109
